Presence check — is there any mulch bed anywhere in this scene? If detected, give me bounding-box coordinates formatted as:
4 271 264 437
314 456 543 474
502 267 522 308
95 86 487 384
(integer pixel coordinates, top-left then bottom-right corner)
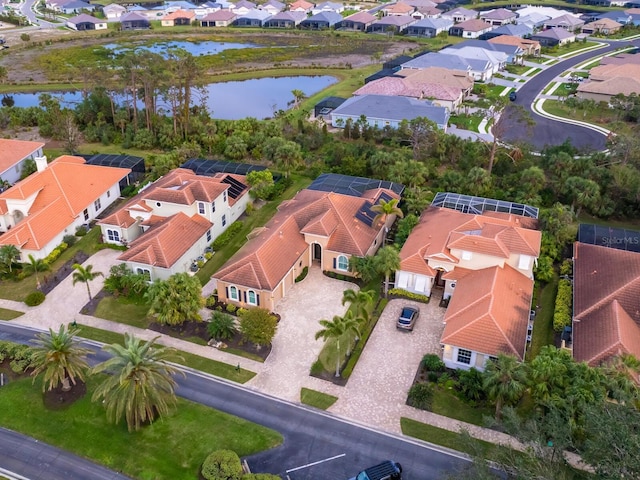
39 252 90 295
79 288 109 316
42 380 87 410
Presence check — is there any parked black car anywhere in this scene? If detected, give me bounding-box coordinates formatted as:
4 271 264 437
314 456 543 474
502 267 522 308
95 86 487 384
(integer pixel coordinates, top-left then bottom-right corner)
349 460 402 480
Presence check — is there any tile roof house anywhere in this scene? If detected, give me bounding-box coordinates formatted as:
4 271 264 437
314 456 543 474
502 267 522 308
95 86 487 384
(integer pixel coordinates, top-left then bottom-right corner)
232 0 257 15
401 51 491 82
0 139 44 187
543 13 584 31
396 202 541 370
441 7 477 23
300 11 342 29
481 23 533 40
449 18 494 39
119 11 151 29
581 18 623 35
516 11 551 30
289 0 314 13
577 63 640 102
382 1 415 16
445 40 519 66
263 11 306 27
440 46 507 77
338 11 377 31
573 242 640 369
600 52 640 66
235 8 271 26
214 182 401 311
488 35 541 57
479 8 517 26
99 168 249 281
353 67 473 110
66 13 107 30
405 17 453 37
531 27 576 47
259 0 285 15
0 156 129 260
103 3 126 20
201 10 237 26
331 94 450 131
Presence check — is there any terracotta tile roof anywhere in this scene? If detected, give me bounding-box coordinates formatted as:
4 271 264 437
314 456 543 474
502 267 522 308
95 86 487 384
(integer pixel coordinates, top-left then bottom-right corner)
441 264 532 359
290 0 313 10
399 206 541 271
118 212 212 269
354 74 465 102
601 53 640 66
573 242 640 365
488 35 540 50
441 266 473 281
455 18 492 31
578 77 640 96
343 11 376 23
386 2 414 14
589 62 640 80
214 188 399 290
0 156 129 251
163 9 196 20
583 18 623 30
0 139 44 175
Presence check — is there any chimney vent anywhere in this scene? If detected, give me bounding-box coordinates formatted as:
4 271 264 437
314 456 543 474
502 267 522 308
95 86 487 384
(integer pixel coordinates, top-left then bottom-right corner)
34 156 48 173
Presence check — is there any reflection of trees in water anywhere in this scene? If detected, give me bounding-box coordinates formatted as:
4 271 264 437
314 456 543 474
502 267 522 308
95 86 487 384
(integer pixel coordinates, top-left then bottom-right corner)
1 95 14 107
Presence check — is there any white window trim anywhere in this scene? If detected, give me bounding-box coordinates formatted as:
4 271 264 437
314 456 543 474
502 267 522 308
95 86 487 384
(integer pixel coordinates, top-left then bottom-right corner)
198 202 206 215
337 255 349 271
518 254 531 270
229 285 239 301
457 348 472 365
106 229 120 242
247 290 257 306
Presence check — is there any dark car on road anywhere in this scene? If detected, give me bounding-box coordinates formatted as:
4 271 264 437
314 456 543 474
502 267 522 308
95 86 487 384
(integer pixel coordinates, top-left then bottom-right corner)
509 91 517 101
349 460 402 480
397 306 419 331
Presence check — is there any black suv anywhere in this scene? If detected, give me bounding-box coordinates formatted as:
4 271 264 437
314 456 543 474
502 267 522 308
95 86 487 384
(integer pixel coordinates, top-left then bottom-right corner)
349 460 402 480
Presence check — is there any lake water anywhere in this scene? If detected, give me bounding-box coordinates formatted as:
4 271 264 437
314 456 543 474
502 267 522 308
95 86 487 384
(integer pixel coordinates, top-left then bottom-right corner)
102 40 260 57
1 76 337 120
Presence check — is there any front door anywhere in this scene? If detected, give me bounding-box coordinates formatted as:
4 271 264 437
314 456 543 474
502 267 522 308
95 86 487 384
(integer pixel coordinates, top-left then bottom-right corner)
313 243 322 262
435 269 445 288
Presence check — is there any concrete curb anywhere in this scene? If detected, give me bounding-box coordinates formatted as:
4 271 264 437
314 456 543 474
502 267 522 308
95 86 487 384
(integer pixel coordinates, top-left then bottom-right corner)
532 98 611 138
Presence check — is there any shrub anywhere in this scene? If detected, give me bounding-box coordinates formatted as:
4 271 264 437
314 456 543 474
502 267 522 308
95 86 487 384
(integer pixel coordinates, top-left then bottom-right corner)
310 359 324 376
295 266 308 283
63 234 77 247
75 225 88 236
204 252 213 260
201 450 243 480
458 367 485 402
208 312 237 340
226 304 237 314
388 288 429 303
553 279 572 332
408 382 434 410
43 242 68 265
212 221 244 250
427 371 439 383
422 354 445 372
205 295 217 308
0 342 34 373
239 308 278 348
24 291 45 306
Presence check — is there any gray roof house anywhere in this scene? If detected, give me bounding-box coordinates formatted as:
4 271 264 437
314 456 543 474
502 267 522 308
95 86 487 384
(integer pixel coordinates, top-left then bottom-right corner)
441 7 477 23
201 10 237 26
543 13 584 31
338 11 377 31
119 12 150 30
480 8 517 26
368 15 418 33
331 95 450 131
448 39 523 64
311 1 344 14
440 46 507 77
405 17 454 37
259 0 285 15
402 51 492 82
480 23 533 40
300 11 342 29
516 12 550 30
59 0 94 14
263 11 306 28
531 27 576 46
66 13 107 30
595 11 632 25
235 8 271 26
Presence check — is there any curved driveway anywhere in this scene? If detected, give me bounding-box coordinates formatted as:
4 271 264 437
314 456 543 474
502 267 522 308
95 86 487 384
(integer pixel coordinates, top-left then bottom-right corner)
503 39 638 151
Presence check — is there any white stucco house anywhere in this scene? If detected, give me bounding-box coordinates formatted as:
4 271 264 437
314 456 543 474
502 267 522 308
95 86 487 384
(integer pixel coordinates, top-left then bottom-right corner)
0 139 45 187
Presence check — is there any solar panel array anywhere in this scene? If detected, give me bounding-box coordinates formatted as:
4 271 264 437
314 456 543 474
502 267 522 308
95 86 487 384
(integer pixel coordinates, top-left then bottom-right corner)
181 158 268 177
308 173 404 197
222 175 248 200
85 154 146 173
578 224 640 253
431 192 539 219
355 192 394 228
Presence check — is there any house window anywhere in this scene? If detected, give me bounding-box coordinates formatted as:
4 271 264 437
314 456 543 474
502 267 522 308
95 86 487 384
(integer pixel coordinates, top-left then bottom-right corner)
222 215 227 227
106 229 120 242
247 290 257 305
211 201 215 212
156 202 161 207
229 286 239 301
198 202 205 215
94 198 101 211
461 250 472 261
457 348 472 365
107 190 111 198
83 209 89 221
337 255 348 271
518 254 531 270
206 230 212 242
223 191 227 202
135 268 151 282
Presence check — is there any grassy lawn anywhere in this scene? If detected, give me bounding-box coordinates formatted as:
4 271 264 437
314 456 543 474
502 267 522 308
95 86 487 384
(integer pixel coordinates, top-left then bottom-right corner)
93 295 150 328
449 113 483 132
546 41 601 58
0 227 102 302
504 64 530 76
525 68 542 77
300 387 338 410
527 276 558 361
75 323 256 383
0 308 24 320
542 99 619 128
431 389 493 426
0 376 281 480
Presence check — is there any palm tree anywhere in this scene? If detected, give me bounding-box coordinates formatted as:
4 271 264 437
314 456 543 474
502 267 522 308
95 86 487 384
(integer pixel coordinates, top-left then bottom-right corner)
31 324 93 392
0 244 20 273
72 263 103 301
371 198 404 231
91 334 183 432
23 254 50 289
374 246 400 297
291 89 306 109
315 315 360 377
341 288 375 324
483 354 527 420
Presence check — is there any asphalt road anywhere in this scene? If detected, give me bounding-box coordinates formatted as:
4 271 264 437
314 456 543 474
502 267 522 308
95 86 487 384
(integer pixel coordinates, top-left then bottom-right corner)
502 39 637 152
0 322 470 480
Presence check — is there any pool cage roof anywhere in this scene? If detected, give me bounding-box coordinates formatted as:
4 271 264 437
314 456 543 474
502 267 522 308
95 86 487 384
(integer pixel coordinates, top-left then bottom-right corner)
83 154 145 173
431 192 539 219
578 224 640 253
308 173 404 198
181 159 270 177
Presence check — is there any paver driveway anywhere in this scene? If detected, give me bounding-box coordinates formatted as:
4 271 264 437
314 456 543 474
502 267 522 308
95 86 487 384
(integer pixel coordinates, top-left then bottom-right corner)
330 298 445 432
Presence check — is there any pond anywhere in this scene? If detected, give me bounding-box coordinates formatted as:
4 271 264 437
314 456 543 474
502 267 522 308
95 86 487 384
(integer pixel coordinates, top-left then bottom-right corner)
1 76 337 120
102 40 260 57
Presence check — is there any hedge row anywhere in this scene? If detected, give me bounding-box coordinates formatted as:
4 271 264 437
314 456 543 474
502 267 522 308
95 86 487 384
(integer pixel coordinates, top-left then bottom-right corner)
212 221 244 250
553 279 573 332
388 288 430 303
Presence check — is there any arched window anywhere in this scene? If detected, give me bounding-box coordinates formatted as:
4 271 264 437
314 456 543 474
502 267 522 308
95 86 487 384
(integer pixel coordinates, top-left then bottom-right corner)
247 290 257 305
337 255 348 271
229 286 239 301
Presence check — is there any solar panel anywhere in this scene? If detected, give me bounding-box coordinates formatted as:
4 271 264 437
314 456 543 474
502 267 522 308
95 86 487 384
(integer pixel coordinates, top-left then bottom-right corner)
431 192 539 219
85 154 146 173
308 173 404 197
578 224 640 253
222 175 247 200
181 158 272 178
355 202 375 227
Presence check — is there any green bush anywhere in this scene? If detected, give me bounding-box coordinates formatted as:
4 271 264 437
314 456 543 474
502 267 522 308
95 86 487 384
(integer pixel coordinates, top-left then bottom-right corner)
205 295 217 308
63 234 77 247
201 450 243 480
458 367 485 402
75 225 88 236
310 359 324 376
553 279 572 332
408 382 434 410
388 288 429 303
226 304 237 314
212 221 244 250
24 291 45 306
422 354 445 372
295 266 308 283
208 312 237 340
43 242 68 264
238 308 278 347
0 341 34 374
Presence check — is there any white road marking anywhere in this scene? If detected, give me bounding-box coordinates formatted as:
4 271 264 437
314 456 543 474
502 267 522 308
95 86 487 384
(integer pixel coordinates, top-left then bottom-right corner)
285 453 346 473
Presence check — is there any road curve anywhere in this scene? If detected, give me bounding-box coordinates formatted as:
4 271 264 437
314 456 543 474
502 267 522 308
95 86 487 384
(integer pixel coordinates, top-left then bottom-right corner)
503 39 636 151
0 322 470 480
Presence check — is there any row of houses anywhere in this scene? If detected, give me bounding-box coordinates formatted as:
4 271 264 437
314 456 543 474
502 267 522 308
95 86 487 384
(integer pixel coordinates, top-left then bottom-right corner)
577 52 640 102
